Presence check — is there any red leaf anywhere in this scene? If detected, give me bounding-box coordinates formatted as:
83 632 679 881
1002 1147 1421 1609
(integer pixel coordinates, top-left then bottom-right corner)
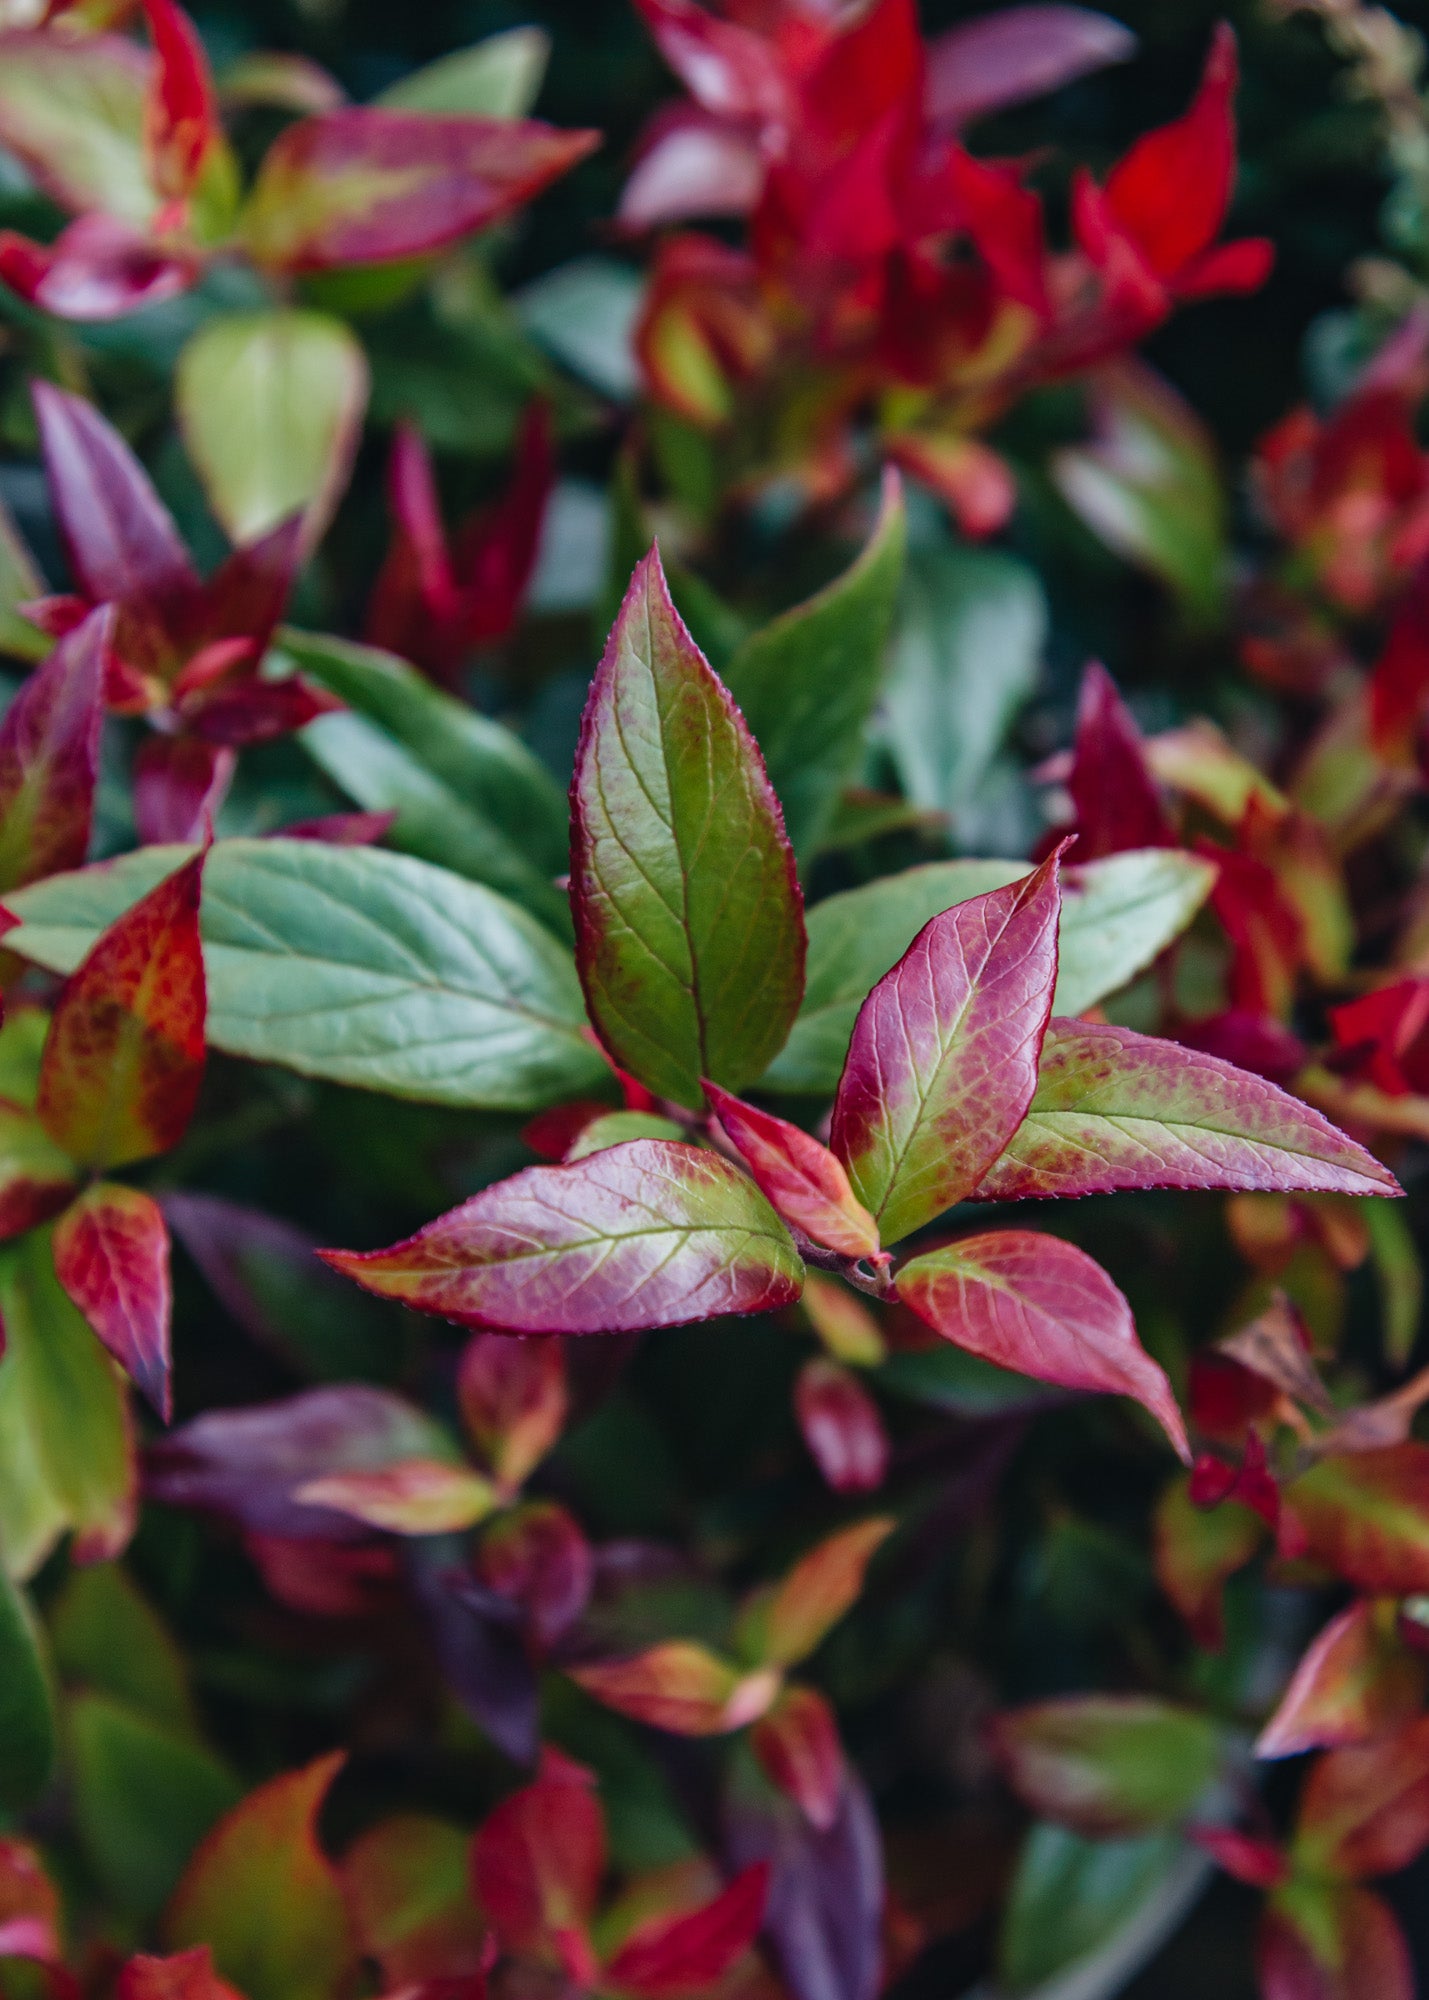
53 1181 173 1421
604 1864 769 1998
36 850 206 1172
943 146 1049 318
1103 23 1240 282
752 1687 845 1832
972 1021 1398 1202
567 1643 774 1736
118 1948 245 2000
32 382 199 625
0 606 107 893
187 513 305 661
243 110 600 274
476 1500 592 1652
133 735 233 845
0 1099 79 1244
457 1333 567 1491
0 1838 62 1965
830 852 1062 1247
471 1749 605 1960
794 1358 889 1495
0 216 196 321
925 7 1135 129
1067 662 1171 858
1295 1716 1429 1878
632 0 788 126
452 400 554 651
897 1229 1190 1461
1256 1599 1425 1760
140 0 221 202
1280 1445 1429 1595
321 1140 804 1336
705 1082 879 1260
1190 1825 1288 1888
366 424 461 677
1369 562 1429 759
1258 1887 1412 2000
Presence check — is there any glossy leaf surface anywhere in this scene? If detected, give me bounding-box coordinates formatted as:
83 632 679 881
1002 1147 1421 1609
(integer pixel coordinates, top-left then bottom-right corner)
973 1021 1398 1201
323 1139 804 1335
830 856 1061 1245
705 1083 878 1259
571 549 805 1108
897 1231 1190 1460
5 840 608 1110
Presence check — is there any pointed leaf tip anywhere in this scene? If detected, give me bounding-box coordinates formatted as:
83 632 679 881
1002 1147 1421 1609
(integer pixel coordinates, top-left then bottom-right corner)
53 1182 173 1421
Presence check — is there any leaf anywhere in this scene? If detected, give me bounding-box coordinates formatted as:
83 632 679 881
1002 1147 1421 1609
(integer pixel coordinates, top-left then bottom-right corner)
145 1385 453 1540
0 29 155 224
897 1230 1190 1460
752 1687 845 1832
800 1274 885 1366
925 6 1135 127
991 1696 1222 1837
322 1139 804 1335
0 493 47 663
705 1084 879 1260
0 607 107 894
883 542 1045 828
971 1021 1399 1201
1293 1716 1429 1879
566 1109 686 1158
413 1562 539 1765
1066 660 1171 859
764 850 1213 1095
569 1642 775 1736
1260 1882 1413 2000
53 1181 173 1421
177 311 368 548
1257 1600 1424 1759
295 1458 497 1535
377 28 551 118
0 1228 135 1581
604 1864 769 1997
472 1748 605 1955
1281 1446 1429 1595
284 629 567 883
829 855 1061 1246
571 549 805 1108
140 0 223 202
1152 1474 1263 1649
241 108 599 272
118 1949 247 2000
165 1753 357 2000
341 1815 486 1988
3 839 610 1110
740 1519 894 1671
477 1498 592 1651
0 1568 54 1814
36 851 205 1174
457 1331 567 1490
795 1359 888 1495
49 1562 197 1735
70 1694 240 1922
722 471 905 860
998 1823 1188 1994
0 1099 79 1243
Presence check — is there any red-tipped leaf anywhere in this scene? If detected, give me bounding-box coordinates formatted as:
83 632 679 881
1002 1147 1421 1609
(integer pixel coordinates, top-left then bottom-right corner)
1067 662 1171 858
140 0 221 201
471 1749 605 1959
604 1864 769 1998
0 606 107 893
53 1180 173 1421
752 1686 845 1831
705 1082 879 1260
1257 1599 1424 1760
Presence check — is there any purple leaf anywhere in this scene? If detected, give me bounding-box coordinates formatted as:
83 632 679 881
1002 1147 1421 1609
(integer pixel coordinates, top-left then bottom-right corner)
0 604 107 893
926 6 1136 130
830 852 1062 1247
411 1555 540 1765
321 1139 805 1336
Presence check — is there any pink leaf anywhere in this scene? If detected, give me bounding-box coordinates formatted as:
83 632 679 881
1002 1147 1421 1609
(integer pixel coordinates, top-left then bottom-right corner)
457 1333 567 1491
705 1082 879 1260
619 107 765 231
604 1864 770 1998
830 852 1062 1247
133 736 234 845
0 215 196 321
794 1358 888 1495
896 1229 1190 1460
476 1500 592 1653
925 6 1135 129
752 1687 845 1832
971 1021 1399 1202
0 605 107 893
321 1140 804 1335
631 0 788 125
1066 661 1171 858
1257 1599 1425 1760
53 1180 173 1419
471 1749 605 1959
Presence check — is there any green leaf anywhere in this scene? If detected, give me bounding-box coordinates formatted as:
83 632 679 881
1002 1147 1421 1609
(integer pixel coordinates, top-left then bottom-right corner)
285 630 568 918
571 551 805 1108
993 1697 1223 1838
4 840 609 1111
565 1110 687 1159
70 1693 241 1921
0 499 47 662
883 543 1045 826
724 473 906 861
378 28 551 116
878 1344 1060 1415
176 310 370 546
764 850 1213 1095
0 1566 55 1813
50 1563 198 1737
0 31 153 225
999 1825 1191 1994
0 1228 134 1583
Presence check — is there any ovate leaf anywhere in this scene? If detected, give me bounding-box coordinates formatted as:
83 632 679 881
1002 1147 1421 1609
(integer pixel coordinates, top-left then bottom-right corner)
991 1696 1222 1837
723 472 905 860
999 1824 1189 1994
897 1230 1190 1459
165 1754 357 2000
323 1139 804 1335
0 606 107 894
973 1021 1398 1201
571 550 805 1108
0 29 154 224
1257 1600 1424 1760
604 1865 770 1994
830 856 1060 1245
378 29 551 118
569 1643 770 1736
176 311 369 546
4 840 609 1110
0 1567 54 1813
53 1182 173 1421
